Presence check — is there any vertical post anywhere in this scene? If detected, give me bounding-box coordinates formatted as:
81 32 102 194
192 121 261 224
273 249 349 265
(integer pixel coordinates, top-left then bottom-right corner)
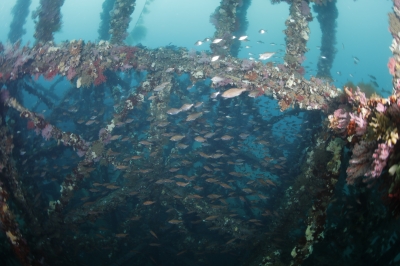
209 0 242 57
313 0 338 80
98 0 116 41
283 0 312 75
32 0 65 43
109 0 136 45
8 0 32 43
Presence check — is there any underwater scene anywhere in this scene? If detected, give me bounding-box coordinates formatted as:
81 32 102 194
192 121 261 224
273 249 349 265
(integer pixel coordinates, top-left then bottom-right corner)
1 0 400 265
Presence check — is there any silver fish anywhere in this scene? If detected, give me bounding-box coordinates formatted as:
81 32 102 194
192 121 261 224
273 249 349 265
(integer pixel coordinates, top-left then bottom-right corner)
154 81 170 92
210 91 220 99
211 76 224 84
180 103 194 112
170 135 185 141
167 108 181 115
259 52 275 60
211 55 220 62
186 112 203 121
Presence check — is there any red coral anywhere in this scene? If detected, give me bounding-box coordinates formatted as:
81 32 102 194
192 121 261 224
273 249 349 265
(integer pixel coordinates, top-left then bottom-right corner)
26 121 35 130
346 120 356 135
296 66 305 75
93 59 107 86
296 94 305 101
44 67 58 80
94 67 106 86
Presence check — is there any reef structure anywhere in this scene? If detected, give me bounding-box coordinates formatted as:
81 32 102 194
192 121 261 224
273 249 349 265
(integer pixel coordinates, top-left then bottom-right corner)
0 0 399 265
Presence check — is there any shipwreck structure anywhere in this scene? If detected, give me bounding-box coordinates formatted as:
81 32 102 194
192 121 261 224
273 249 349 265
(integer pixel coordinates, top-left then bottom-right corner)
1 0 400 265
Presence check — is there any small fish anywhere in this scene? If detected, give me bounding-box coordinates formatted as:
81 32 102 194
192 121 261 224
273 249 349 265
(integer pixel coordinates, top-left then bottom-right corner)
156 121 170 127
259 52 275 60
256 40 264 44
211 153 223 159
212 38 223 44
186 112 203 121
219 183 233 189
139 140 152 146
106 184 120 189
188 194 203 199
154 81 170 92
180 103 194 112
221 135 233 141
170 135 185 141
176 182 189 187
168 219 183 224
270 42 276 46
150 230 158 239
204 215 219 221
226 238 236 244
320 56 327 59
239 133 249 139
167 108 181 115
259 29 266 34
194 40 203 46
177 250 187 256
221 88 246 98
210 91 220 98
143 201 156 205
202 133 214 139
242 188 253 193
195 136 206 143
211 76 224 84
203 38 211 42
177 143 189 149
211 55 220 62
194 102 203 108
238 35 248 41
115 165 128 170
109 135 121 141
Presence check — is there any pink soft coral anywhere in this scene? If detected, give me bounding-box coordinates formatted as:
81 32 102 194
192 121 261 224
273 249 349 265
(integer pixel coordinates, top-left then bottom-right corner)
388 57 396 76
329 108 350 133
349 113 367 135
366 143 392 179
41 124 53 141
